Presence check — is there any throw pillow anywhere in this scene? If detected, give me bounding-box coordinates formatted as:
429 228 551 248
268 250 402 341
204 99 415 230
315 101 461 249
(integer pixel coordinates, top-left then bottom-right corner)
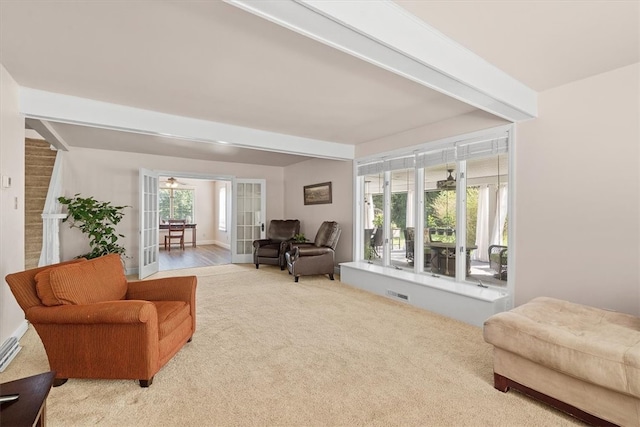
34 259 88 306
35 269 64 306
49 254 127 305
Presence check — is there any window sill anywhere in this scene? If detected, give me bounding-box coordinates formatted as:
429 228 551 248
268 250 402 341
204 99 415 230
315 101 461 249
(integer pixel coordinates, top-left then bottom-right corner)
339 261 509 326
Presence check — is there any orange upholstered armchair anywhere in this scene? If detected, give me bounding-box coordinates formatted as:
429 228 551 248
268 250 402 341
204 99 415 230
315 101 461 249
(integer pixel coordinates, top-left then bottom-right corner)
5 254 196 388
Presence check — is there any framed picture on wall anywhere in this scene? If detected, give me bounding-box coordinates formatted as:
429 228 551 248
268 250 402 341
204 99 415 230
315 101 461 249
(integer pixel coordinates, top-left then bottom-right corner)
303 182 332 205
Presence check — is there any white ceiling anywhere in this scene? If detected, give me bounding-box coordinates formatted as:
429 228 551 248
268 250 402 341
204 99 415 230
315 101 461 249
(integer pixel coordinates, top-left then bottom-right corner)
1 1 637 166
395 0 640 92
49 122 314 167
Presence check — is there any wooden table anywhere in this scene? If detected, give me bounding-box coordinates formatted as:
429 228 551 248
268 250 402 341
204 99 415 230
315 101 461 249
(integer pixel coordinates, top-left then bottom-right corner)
427 242 477 277
159 223 197 247
0 371 55 427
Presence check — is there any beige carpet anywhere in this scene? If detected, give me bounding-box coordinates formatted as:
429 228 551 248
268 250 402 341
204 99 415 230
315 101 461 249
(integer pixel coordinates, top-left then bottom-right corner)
1 264 580 426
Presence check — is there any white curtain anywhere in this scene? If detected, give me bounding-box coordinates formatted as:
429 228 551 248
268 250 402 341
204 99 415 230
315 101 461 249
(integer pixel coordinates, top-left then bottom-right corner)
473 186 490 261
490 185 508 246
405 189 414 227
365 193 375 229
39 151 66 267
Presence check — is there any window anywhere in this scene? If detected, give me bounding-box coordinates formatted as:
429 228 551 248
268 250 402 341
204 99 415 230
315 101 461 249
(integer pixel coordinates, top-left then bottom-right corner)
218 186 227 231
357 128 510 286
159 188 194 223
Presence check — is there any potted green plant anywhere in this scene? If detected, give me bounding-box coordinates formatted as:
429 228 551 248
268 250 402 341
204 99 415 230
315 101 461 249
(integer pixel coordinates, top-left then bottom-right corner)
58 194 129 259
293 233 306 243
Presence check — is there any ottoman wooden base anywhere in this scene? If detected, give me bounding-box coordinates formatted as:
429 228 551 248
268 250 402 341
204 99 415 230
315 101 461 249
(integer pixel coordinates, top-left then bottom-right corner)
494 373 618 427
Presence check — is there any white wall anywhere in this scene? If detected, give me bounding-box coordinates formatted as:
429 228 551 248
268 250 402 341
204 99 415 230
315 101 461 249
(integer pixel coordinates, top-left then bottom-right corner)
59 147 285 270
516 63 640 315
0 64 26 343
356 110 509 158
191 179 215 244
284 158 353 265
213 180 231 248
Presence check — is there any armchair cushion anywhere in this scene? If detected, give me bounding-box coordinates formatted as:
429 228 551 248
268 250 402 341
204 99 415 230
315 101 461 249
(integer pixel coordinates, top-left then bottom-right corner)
35 258 89 307
268 220 301 242
154 301 191 339
313 221 341 249
35 269 64 306
314 221 340 247
46 254 127 305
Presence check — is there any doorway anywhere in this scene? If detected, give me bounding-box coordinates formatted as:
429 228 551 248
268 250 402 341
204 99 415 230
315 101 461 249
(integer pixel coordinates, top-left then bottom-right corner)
157 174 232 272
139 170 267 278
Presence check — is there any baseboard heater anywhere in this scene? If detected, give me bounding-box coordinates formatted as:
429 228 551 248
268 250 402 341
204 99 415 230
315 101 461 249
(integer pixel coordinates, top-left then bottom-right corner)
387 290 409 301
0 337 21 372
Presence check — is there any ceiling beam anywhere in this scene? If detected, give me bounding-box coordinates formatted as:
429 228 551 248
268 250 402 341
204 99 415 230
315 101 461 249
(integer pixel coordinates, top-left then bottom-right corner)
25 118 71 151
20 88 355 161
227 0 537 122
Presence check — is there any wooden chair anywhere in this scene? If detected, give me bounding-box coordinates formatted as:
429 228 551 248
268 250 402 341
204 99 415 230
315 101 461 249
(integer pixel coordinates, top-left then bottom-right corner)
164 219 186 251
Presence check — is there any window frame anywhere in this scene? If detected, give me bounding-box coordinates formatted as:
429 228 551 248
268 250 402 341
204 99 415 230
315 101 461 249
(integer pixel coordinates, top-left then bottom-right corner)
354 125 513 297
159 187 196 223
218 186 227 232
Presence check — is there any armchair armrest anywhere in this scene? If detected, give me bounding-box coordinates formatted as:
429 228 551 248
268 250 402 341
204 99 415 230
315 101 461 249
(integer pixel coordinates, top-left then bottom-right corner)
253 239 273 249
279 239 294 254
126 276 197 303
296 246 333 257
26 300 157 325
287 241 314 252
286 244 333 263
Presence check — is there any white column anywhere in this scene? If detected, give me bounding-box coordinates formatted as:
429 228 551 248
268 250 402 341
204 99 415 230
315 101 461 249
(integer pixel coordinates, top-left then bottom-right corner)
39 214 67 266
38 151 65 266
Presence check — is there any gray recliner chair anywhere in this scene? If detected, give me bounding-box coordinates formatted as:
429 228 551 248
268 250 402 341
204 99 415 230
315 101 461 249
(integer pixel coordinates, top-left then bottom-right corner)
285 221 341 282
253 219 300 270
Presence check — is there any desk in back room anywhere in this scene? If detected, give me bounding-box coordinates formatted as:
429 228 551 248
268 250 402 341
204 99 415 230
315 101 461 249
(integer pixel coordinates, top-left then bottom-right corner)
159 223 197 247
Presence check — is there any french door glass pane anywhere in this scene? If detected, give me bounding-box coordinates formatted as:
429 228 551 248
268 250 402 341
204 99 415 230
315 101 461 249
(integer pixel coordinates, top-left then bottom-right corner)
390 169 414 268
235 181 263 256
362 172 384 265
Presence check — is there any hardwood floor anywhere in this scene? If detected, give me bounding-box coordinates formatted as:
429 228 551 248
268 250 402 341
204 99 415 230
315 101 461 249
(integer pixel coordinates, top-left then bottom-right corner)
159 244 231 271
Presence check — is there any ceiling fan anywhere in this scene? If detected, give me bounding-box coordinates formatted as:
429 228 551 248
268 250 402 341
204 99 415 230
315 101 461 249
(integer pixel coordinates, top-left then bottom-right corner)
436 169 457 190
163 177 187 188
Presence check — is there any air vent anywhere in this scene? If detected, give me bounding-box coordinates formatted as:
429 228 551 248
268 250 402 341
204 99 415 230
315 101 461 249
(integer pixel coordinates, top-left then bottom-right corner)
386 290 409 301
0 337 21 372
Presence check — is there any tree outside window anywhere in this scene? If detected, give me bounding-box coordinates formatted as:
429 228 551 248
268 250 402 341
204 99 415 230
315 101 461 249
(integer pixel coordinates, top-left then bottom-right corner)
159 188 194 222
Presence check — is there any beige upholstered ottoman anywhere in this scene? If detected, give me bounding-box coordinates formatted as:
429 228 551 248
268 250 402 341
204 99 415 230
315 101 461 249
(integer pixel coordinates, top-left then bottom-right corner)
484 297 640 426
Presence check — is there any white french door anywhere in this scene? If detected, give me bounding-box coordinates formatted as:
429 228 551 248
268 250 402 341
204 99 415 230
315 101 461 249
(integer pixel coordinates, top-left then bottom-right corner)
232 179 266 263
139 168 159 278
